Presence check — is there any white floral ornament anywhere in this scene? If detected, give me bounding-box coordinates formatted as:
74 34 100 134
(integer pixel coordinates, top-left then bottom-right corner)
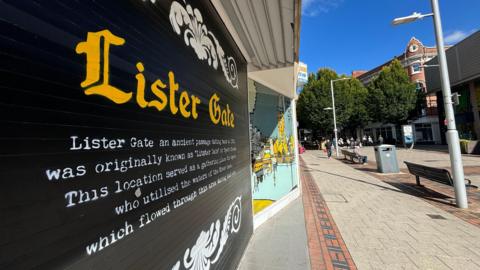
168 0 239 89
171 196 242 270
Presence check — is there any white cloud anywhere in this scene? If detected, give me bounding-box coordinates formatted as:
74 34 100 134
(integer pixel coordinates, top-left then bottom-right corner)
302 0 344 17
444 29 476 44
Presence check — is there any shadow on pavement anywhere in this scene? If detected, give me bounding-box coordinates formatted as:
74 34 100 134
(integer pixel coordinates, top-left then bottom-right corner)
410 145 449 153
325 153 480 227
383 181 455 207
352 166 377 173
300 165 407 195
300 164 456 207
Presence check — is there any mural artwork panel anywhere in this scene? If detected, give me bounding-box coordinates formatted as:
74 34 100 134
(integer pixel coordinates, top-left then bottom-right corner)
249 82 298 214
0 1 252 269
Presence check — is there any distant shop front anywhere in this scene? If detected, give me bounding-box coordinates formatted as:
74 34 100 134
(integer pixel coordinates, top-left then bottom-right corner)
425 31 480 145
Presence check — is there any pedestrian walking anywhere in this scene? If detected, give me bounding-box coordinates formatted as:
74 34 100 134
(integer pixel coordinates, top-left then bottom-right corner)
378 135 384 145
325 139 332 159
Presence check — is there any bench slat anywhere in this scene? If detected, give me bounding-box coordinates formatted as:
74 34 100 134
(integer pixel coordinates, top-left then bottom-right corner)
404 161 453 186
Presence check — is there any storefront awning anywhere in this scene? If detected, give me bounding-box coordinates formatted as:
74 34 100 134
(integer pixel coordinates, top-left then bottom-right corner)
211 0 300 72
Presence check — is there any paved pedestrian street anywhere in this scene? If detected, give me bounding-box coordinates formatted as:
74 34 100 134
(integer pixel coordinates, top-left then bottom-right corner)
357 146 480 227
239 149 480 270
237 197 311 270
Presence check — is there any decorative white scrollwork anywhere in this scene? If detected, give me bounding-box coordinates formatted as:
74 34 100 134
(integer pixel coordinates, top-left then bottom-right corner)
171 196 242 270
168 0 239 89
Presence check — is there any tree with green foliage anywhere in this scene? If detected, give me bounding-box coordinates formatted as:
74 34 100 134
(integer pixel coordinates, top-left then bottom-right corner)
410 84 427 120
297 68 369 136
367 59 417 124
297 71 332 133
343 79 369 132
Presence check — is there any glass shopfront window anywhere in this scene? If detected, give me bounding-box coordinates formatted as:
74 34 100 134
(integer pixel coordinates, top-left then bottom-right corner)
377 127 393 142
415 124 434 142
249 81 298 215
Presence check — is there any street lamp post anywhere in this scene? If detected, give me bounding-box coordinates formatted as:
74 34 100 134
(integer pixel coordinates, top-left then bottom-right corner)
330 78 350 157
392 0 468 208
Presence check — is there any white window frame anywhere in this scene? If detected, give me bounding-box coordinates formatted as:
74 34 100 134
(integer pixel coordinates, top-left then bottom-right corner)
411 62 421 74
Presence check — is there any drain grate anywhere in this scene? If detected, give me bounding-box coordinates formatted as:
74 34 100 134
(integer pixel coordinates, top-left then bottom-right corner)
427 214 447 220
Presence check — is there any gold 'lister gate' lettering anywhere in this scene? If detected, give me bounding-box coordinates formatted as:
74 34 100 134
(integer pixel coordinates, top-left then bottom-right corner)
209 94 234 128
75 29 202 121
76 29 231 126
135 62 148 108
75 30 132 104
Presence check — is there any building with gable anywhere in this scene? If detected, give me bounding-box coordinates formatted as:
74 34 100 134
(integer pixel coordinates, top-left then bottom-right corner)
353 37 445 144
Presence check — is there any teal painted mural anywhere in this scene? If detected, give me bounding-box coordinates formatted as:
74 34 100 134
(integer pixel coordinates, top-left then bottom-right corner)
249 82 298 214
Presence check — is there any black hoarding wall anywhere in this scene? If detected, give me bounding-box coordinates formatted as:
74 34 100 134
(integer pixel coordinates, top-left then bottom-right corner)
0 0 252 269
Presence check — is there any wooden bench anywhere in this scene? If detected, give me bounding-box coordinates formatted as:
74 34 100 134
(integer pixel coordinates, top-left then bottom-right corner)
341 149 367 164
404 161 476 188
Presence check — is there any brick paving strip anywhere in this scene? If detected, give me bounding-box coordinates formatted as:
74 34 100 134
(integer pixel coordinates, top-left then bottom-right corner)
301 157 357 270
348 161 480 228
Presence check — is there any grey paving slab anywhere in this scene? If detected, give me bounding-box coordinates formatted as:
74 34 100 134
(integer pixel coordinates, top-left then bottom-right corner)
236 198 310 270
302 150 480 270
468 174 480 187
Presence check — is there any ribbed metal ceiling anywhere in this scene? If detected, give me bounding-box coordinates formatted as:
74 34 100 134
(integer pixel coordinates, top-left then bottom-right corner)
213 0 299 71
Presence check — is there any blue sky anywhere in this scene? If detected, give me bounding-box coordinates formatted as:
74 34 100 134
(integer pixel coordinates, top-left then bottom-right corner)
300 0 480 75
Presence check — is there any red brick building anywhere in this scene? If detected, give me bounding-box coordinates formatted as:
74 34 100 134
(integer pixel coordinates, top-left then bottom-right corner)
353 37 446 144
351 70 367 78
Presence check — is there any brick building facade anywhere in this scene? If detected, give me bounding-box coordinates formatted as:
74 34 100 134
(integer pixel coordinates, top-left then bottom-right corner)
353 37 444 144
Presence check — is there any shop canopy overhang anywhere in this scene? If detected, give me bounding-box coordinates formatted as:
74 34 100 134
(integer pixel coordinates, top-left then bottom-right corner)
425 31 480 93
211 0 301 98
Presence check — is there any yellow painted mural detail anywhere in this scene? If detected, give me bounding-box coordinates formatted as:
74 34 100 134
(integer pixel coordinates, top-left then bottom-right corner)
253 199 274 214
272 113 292 162
289 135 295 154
253 112 295 177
